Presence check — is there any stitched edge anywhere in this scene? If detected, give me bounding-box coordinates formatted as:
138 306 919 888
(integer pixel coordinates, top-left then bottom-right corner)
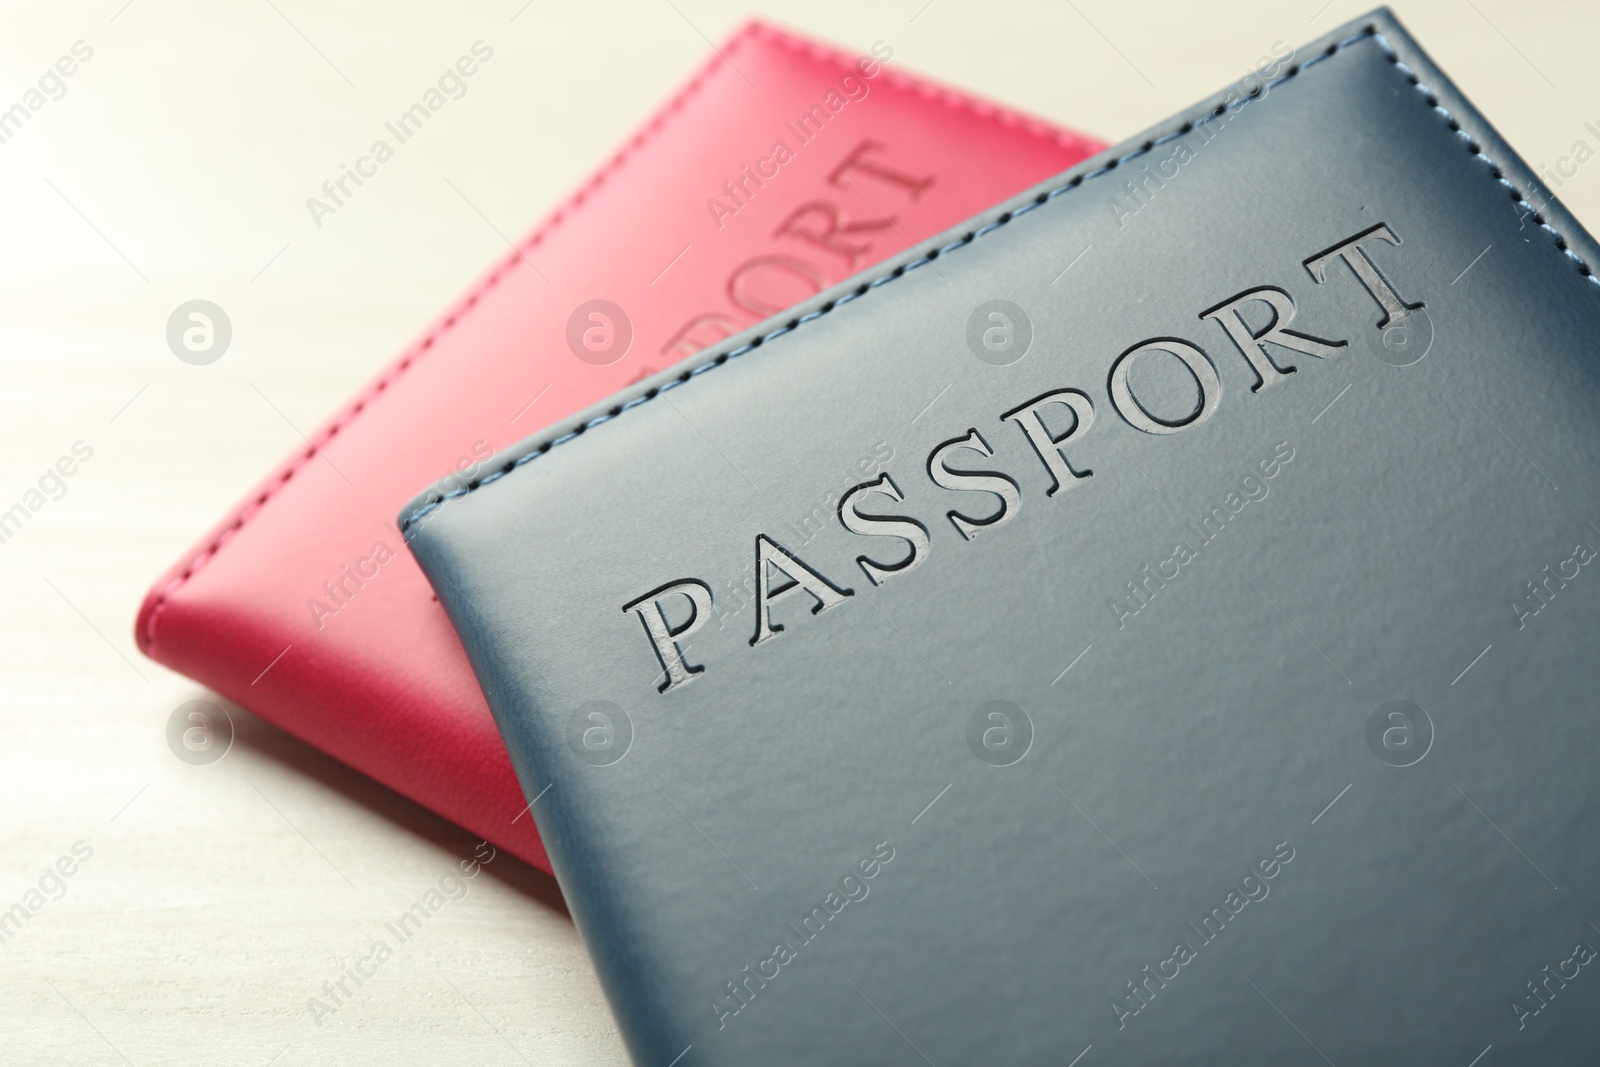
401 20 1600 535
1370 35 1598 283
142 22 1093 655
139 26 754 654
395 27 1355 529
747 22 1103 156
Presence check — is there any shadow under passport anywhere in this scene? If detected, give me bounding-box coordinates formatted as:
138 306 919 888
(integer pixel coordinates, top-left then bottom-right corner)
217 692 571 918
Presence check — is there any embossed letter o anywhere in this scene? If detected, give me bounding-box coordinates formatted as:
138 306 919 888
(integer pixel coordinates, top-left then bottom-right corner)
1107 337 1221 436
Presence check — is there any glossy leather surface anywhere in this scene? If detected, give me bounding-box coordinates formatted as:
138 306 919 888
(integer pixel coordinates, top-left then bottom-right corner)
134 23 1100 871
406 10 1600 1063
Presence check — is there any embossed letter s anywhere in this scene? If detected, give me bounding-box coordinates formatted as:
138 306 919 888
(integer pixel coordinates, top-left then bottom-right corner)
927 430 1021 539
838 474 930 586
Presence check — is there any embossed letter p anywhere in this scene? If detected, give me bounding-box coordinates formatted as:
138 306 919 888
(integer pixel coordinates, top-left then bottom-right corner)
623 580 714 694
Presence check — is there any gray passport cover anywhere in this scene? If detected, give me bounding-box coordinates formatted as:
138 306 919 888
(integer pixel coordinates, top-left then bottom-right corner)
403 11 1600 1064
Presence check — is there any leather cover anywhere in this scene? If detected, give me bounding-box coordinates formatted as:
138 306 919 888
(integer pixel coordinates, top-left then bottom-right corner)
133 23 1100 871
404 9 1600 1064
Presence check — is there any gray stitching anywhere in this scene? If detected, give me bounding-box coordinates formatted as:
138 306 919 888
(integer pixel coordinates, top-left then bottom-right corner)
401 23 1590 532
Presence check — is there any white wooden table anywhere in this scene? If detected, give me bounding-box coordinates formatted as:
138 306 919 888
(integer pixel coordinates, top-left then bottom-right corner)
2 1 1592 1062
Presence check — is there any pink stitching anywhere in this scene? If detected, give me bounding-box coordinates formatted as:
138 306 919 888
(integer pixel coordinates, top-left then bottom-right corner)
142 22 1099 654
141 27 753 653
747 22 1101 155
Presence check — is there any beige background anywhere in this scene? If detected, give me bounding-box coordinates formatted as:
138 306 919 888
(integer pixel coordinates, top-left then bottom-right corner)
0 1 1593 1063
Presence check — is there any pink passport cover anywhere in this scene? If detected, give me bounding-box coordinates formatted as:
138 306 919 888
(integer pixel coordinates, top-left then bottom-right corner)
136 22 1101 871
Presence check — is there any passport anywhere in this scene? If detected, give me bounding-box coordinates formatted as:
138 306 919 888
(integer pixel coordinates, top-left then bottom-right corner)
403 9 1600 1063
133 22 1099 871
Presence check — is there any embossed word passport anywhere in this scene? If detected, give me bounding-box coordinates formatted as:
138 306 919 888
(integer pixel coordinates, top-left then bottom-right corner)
134 23 1099 870
404 9 1600 1064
